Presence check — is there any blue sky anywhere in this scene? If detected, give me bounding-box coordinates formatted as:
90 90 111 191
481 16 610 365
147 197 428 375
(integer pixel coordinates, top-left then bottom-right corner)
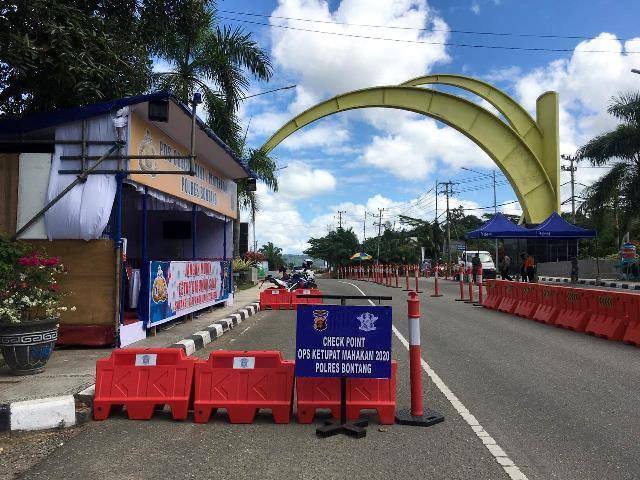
214 0 640 253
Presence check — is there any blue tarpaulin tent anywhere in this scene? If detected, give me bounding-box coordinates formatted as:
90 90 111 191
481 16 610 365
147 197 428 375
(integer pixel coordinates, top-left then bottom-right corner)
466 212 534 239
531 212 597 238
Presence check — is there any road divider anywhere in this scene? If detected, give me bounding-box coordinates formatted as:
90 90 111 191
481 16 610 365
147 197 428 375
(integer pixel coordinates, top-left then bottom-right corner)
295 362 397 425
93 348 196 421
483 280 640 347
193 350 295 424
259 288 324 310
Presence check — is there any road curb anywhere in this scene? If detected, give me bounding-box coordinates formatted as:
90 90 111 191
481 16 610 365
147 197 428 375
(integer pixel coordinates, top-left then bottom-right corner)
0 301 260 433
539 276 640 289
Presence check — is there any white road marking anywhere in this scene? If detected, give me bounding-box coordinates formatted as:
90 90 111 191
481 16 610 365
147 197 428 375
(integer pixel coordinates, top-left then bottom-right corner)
339 281 528 480
240 325 252 336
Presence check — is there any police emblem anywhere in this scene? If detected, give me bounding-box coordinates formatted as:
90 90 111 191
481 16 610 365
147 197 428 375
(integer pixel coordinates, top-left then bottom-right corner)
151 265 168 303
357 312 377 332
312 309 329 331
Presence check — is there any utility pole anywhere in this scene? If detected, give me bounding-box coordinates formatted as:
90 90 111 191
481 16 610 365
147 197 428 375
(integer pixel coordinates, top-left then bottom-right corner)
561 154 578 223
440 181 456 265
375 208 384 263
337 210 346 229
363 211 367 241
493 170 498 266
434 180 438 223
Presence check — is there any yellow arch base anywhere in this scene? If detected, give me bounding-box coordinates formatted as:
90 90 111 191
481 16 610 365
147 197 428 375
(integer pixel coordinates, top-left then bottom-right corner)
260 85 560 224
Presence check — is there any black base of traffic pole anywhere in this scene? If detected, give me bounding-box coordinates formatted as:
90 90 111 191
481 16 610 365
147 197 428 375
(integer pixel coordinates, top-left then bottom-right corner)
473 302 484 307
395 407 445 427
316 418 369 438
454 298 466 301
430 294 443 297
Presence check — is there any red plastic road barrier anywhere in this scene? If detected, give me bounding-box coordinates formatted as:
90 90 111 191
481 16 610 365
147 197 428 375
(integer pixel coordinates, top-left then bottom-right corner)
295 362 397 425
431 267 443 297
585 291 630 341
260 288 293 310
292 289 323 309
497 283 518 314
532 285 560 324
513 284 539 319
555 287 590 332
623 293 640 345
348 361 397 424
482 280 499 309
193 351 295 424
93 348 196 421
456 265 466 301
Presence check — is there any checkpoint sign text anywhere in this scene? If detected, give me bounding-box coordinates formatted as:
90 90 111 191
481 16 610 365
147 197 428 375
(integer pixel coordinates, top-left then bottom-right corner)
295 305 392 378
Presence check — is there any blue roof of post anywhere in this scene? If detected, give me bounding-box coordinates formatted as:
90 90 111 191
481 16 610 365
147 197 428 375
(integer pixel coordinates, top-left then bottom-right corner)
466 212 535 239
0 92 254 178
532 212 597 238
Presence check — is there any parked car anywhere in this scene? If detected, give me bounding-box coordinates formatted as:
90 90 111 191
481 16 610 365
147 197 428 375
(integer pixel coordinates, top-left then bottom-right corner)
455 251 497 279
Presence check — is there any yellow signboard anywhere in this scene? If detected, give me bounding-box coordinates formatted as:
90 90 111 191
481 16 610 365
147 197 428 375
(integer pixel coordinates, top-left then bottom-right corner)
128 113 237 219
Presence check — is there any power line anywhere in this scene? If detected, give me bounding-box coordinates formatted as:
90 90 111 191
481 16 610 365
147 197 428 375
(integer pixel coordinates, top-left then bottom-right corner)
219 15 640 55
219 9 634 43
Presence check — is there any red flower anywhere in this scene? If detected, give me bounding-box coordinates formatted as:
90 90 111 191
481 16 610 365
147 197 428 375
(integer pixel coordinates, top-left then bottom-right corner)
43 257 59 266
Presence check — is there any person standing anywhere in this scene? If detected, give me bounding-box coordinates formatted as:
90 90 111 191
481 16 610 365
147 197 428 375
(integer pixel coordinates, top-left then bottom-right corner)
501 254 512 281
520 253 527 282
525 254 536 283
471 252 482 284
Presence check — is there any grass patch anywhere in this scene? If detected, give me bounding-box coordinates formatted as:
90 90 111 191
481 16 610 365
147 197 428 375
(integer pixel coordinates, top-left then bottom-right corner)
235 282 257 291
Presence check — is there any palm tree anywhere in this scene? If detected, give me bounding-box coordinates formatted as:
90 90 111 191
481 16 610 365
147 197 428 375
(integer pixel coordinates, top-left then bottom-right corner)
153 5 272 148
259 242 284 270
151 1 277 255
577 92 640 243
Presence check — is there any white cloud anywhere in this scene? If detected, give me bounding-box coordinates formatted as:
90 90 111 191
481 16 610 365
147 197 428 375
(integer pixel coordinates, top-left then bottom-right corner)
470 2 480 14
269 0 451 111
277 161 337 199
277 122 351 151
359 110 491 180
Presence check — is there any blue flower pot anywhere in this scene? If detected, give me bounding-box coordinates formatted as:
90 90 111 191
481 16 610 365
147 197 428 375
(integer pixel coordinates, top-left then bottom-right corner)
0 319 59 375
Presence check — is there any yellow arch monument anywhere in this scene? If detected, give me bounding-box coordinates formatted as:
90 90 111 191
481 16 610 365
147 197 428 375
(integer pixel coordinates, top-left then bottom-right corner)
260 77 560 223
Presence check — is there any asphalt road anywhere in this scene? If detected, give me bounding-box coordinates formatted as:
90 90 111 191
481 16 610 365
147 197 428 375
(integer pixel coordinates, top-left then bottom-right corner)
18 278 640 480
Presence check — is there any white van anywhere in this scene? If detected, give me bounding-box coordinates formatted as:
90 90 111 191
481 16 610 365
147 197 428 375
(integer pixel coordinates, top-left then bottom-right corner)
457 251 497 279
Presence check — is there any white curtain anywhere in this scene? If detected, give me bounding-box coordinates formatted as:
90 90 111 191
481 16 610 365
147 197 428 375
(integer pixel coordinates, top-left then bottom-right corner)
45 115 120 240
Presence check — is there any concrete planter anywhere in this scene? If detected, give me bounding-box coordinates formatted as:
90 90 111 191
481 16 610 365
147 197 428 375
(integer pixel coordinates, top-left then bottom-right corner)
238 267 258 285
0 319 59 375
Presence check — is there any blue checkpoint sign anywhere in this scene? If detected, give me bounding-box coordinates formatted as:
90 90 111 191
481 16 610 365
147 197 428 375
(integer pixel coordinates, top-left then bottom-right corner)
295 304 392 379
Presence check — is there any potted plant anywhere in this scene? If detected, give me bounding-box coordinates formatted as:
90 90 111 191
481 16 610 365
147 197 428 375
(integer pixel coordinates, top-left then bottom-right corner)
0 237 73 375
232 258 253 284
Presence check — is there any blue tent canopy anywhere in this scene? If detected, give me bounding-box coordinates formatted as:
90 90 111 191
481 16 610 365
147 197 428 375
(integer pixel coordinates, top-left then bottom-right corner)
531 212 596 238
466 212 534 239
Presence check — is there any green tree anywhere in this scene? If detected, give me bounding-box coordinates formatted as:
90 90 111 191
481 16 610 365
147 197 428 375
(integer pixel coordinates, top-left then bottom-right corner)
0 0 154 116
304 228 359 272
152 1 272 151
149 1 276 255
259 242 284 271
578 92 640 243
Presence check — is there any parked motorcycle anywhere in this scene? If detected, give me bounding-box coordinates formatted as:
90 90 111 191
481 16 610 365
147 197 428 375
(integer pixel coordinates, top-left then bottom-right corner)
260 265 317 291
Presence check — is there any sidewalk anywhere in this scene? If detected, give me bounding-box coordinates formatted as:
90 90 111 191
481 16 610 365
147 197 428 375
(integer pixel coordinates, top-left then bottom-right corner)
538 275 640 290
0 286 260 426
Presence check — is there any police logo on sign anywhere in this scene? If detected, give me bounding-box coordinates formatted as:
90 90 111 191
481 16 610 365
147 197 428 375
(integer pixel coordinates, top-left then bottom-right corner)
357 312 377 332
312 309 328 331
